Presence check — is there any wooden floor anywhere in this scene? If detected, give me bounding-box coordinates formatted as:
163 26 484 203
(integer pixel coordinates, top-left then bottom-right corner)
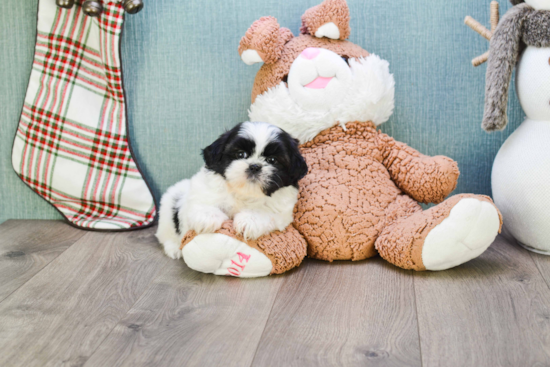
0 220 549 367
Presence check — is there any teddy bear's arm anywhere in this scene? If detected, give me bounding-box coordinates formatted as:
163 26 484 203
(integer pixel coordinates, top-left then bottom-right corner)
377 133 460 204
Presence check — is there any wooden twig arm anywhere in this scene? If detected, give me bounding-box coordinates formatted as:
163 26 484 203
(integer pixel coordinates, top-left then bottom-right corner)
472 51 490 67
490 1 500 31
465 16 492 41
465 1 500 67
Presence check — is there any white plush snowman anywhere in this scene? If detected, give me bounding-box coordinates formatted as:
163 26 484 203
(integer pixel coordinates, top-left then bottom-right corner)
483 0 550 254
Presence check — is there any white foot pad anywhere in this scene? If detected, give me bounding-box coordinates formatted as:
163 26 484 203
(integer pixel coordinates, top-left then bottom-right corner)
422 198 500 271
182 234 273 278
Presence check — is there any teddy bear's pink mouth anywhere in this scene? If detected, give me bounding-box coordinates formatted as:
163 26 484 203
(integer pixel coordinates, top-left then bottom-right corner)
305 76 334 89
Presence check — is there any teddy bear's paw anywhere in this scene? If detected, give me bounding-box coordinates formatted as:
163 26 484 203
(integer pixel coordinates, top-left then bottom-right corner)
182 233 273 278
422 198 500 271
163 240 183 260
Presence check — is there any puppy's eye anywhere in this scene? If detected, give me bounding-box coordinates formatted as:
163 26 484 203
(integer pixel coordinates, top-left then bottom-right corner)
236 151 249 159
266 157 277 164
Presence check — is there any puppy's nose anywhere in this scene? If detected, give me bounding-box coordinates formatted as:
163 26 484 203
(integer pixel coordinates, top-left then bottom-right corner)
301 48 321 60
248 164 262 174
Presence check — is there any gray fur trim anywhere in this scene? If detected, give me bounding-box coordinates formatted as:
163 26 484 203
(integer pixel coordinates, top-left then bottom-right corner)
483 4 532 131
523 10 550 47
484 4 550 132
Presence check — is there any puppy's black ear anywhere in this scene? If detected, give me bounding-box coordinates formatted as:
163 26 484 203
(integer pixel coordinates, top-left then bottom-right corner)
202 136 225 169
289 138 308 186
202 123 242 174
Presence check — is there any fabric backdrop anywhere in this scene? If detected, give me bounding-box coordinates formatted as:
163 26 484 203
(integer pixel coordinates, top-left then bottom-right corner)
0 0 523 224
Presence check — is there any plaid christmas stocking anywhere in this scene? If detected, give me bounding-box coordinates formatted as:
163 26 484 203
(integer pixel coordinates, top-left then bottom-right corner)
12 0 156 231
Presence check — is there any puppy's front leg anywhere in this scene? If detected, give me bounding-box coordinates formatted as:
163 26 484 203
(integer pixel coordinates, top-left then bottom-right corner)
233 211 280 240
187 205 230 234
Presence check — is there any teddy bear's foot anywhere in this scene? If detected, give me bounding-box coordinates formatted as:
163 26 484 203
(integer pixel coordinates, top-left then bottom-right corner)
182 233 273 278
376 194 502 271
180 221 307 277
421 197 501 270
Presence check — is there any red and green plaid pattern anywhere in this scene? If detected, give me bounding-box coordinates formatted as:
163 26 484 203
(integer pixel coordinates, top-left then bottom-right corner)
12 0 156 230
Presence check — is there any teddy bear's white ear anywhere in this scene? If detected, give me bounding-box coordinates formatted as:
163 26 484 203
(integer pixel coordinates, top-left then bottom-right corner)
241 50 263 65
239 17 294 65
314 22 341 39
300 0 351 40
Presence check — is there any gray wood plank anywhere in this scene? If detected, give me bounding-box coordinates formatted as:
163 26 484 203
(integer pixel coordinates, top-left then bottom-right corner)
414 235 550 367
0 227 169 367
0 220 86 303
83 262 285 367
251 258 422 367
530 251 550 292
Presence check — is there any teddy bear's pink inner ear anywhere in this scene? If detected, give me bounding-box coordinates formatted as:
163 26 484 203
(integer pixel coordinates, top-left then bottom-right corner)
300 0 351 40
238 16 293 65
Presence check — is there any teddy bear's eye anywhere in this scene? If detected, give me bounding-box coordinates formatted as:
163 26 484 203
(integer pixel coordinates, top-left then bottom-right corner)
236 151 249 159
266 157 277 164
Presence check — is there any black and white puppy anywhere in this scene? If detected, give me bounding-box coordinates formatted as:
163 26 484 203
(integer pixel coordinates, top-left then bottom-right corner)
156 121 308 259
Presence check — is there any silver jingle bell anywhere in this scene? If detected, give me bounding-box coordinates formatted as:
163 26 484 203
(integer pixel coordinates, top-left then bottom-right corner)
82 0 103 17
56 0 75 9
123 0 144 14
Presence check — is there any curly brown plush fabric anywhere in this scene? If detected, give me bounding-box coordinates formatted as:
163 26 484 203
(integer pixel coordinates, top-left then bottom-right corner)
293 122 460 262
300 0 351 40
238 17 293 65
251 34 368 102
378 134 460 204
181 221 307 275
229 0 503 272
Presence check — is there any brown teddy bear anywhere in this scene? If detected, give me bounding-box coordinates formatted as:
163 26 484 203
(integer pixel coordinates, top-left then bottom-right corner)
180 0 503 277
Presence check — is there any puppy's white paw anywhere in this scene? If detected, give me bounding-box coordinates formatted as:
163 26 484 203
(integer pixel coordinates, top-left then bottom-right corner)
188 208 229 234
182 234 273 278
233 212 274 240
202 211 229 233
422 198 500 271
163 240 182 260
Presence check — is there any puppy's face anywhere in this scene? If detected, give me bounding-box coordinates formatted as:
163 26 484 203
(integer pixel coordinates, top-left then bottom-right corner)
202 122 308 197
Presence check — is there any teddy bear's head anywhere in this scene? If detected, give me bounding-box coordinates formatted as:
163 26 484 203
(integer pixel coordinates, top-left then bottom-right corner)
239 0 395 143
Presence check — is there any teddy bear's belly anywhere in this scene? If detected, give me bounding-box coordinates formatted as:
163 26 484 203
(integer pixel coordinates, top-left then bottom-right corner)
294 156 401 261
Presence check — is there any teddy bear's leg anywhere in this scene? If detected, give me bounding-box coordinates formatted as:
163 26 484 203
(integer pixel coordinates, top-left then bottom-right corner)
375 194 502 271
180 222 307 278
